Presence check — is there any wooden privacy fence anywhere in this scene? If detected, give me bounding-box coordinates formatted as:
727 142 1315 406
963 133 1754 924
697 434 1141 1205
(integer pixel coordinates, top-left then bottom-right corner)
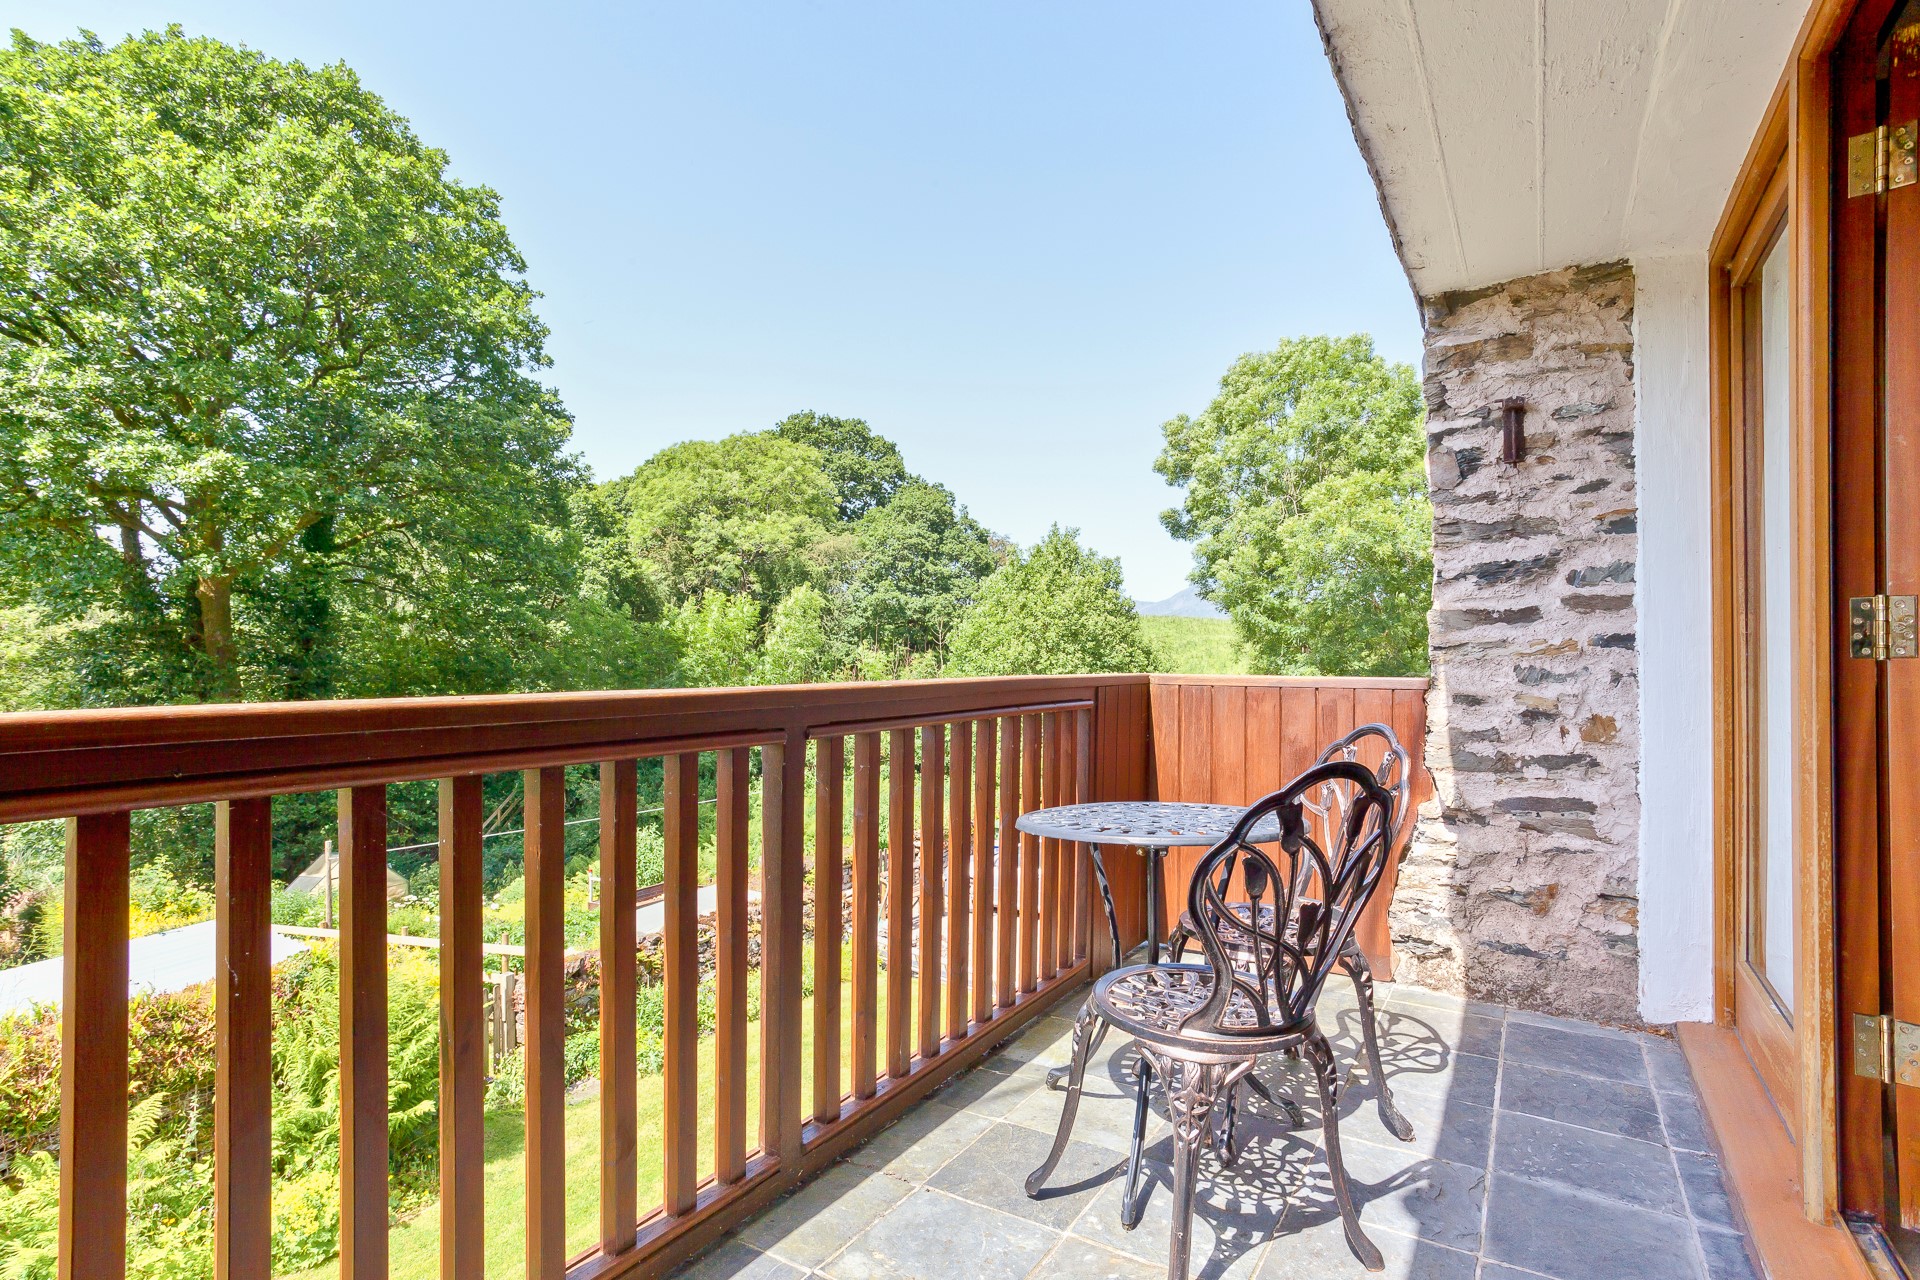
0 672 1425 1280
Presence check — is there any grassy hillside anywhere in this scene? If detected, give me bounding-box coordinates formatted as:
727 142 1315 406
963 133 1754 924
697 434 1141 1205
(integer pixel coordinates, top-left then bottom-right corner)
1141 616 1249 675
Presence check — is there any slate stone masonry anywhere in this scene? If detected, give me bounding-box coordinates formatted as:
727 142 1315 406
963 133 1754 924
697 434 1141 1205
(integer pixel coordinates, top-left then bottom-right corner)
1398 261 1643 1025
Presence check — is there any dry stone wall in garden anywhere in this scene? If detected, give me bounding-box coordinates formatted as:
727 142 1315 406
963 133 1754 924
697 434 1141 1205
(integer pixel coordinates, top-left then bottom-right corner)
1400 261 1642 1024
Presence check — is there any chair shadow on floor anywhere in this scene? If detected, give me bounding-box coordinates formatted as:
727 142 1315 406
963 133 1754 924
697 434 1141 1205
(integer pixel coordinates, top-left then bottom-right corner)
1025 997 1475 1278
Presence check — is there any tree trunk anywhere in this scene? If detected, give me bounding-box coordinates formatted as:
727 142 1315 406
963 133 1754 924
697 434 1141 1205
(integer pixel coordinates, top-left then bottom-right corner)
196 573 241 701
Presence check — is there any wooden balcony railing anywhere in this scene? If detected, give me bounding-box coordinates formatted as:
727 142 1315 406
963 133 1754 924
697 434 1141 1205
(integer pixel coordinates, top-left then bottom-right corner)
0 672 1426 1280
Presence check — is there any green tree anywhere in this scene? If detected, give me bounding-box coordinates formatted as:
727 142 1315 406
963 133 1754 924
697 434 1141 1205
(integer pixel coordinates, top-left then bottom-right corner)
667 589 761 688
756 584 840 684
1155 335 1430 677
621 434 839 614
946 527 1155 676
842 480 995 659
771 411 908 521
0 29 579 702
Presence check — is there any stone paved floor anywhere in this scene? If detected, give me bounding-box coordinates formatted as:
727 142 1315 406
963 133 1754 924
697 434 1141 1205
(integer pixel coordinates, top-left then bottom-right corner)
671 979 1759 1280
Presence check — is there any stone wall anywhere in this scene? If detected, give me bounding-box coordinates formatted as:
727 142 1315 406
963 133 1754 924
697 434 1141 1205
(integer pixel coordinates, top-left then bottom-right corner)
1395 262 1643 1025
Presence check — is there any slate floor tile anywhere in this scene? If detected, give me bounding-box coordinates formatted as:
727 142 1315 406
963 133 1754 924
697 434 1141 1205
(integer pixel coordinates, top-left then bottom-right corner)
1498 1062 1666 1144
1005 1066 1171 1156
1482 1173 1702 1280
928 1120 1122 1230
1332 1136 1488 1254
1254 1217 1479 1280
1656 1086 1713 1154
1028 1238 1167 1280
1643 1037 1695 1096
844 1100 995 1182
672 1241 810 1279
739 1164 914 1269
1338 1088 1493 1168
820 1187 1057 1280
1504 1008 1638 1043
1504 1020 1651 1087
1673 1149 1737 1231
1068 1156 1283 1280
1697 1226 1762 1280
1371 1042 1500 1109
931 1058 1053 1118
1492 1110 1684 1217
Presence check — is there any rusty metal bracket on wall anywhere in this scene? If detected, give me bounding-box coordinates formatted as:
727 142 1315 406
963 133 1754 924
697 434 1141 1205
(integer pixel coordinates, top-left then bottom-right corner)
1499 398 1526 464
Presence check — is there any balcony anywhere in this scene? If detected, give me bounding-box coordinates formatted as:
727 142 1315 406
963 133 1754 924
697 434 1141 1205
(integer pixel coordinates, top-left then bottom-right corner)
0 672 1745 1280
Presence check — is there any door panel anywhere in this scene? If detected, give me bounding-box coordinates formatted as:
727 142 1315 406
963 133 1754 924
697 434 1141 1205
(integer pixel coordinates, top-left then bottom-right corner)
1883 10 1920 1231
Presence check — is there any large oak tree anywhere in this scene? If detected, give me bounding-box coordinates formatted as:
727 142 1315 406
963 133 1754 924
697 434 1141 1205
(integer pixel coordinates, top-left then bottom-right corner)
0 28 579 701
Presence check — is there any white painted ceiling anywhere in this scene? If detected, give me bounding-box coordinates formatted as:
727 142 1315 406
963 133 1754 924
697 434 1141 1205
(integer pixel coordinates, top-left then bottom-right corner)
1311 0 1814 299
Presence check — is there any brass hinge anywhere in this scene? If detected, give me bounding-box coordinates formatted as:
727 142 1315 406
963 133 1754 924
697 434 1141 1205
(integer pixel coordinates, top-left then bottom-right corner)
1847 122 1919 197
1848 595 1918 659
1853 1013 1920 1085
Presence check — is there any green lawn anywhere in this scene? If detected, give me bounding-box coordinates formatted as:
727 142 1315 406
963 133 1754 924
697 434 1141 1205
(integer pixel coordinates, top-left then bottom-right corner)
1142 616 1248 675
286 973 915 1280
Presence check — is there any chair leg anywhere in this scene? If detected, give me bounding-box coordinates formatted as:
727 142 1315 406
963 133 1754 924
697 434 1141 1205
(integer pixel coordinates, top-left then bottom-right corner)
1158 1056 1240 1280
1166 922 1191 962
1119 1053 1154 1229
1305 1027 1384 1272
1341 942 1413 1142
1025 1004 1100 1196
1046 999 1109 1090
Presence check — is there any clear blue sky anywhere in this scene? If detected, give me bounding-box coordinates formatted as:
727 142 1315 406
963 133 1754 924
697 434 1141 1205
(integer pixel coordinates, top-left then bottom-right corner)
11 1 1421 600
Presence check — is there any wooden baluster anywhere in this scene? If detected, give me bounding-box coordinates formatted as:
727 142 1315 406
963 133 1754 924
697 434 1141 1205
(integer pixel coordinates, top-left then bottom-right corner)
524 767 567 1280
215 799 272 1280
1075 708 1094 965
1039 713 1059 982
971 719 996 1026
60 811 129 1280
996 716 1019 1010
437 779 486 1278
1059 710 1075 971
852 733 881 1100
663 753 701 1215
917 724 943 1061
813 736 846 1123
762 736 807 1164
338 785 389 1280
716 748 751 1183
946 721 971 1040
598 761 638 1254
886 728 914 1077
1020 714 1041 993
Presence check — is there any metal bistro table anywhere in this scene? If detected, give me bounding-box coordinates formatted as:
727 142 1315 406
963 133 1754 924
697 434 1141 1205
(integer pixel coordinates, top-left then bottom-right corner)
1014 801 1281 1091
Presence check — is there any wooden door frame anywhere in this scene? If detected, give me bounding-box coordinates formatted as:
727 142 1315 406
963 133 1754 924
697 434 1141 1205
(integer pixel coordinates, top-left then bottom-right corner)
1707 0 1868 1225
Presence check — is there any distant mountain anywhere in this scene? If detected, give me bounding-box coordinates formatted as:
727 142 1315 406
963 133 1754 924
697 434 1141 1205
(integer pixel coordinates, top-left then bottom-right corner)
1136 585 1226 619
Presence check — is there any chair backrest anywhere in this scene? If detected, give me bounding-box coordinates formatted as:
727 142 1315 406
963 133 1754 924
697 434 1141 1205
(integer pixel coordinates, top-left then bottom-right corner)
1306 723 1412 873
1179 759 1398 1038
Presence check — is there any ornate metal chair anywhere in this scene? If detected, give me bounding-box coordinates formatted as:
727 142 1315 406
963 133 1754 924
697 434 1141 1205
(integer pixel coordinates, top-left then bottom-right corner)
1164 723 1414 1142
1026 760 1398 1278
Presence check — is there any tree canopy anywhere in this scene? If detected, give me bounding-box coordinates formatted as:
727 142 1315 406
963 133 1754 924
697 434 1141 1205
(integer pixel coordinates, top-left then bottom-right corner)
0 28 585 702
843 480 996 657
1155 335 1431 676
771 411 908 521
946 527 1155 676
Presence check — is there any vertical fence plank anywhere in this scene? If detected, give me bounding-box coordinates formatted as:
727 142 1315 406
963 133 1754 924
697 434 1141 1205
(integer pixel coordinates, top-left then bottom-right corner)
995 717 1019 1010
338 785 389 1280
1053 712 1073 974
813 736 846 1124
60 810 129 1280
524 767 567 1280
1019 714 1042 994
598 761 637 1254
663 753 701 1215
1039 714 1060 982
971 719 996 1025
1075 708 1093 965
917 724 944 1061
437 778 487 1277
886 728 914 1078
762 736 807 1163
852 733 882 1100
214 799 272 1280
946 722 971 1040
716 748 751 1182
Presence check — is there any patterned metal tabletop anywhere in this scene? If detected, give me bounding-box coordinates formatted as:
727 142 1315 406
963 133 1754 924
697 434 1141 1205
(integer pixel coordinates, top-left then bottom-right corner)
1014 801 1279 847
